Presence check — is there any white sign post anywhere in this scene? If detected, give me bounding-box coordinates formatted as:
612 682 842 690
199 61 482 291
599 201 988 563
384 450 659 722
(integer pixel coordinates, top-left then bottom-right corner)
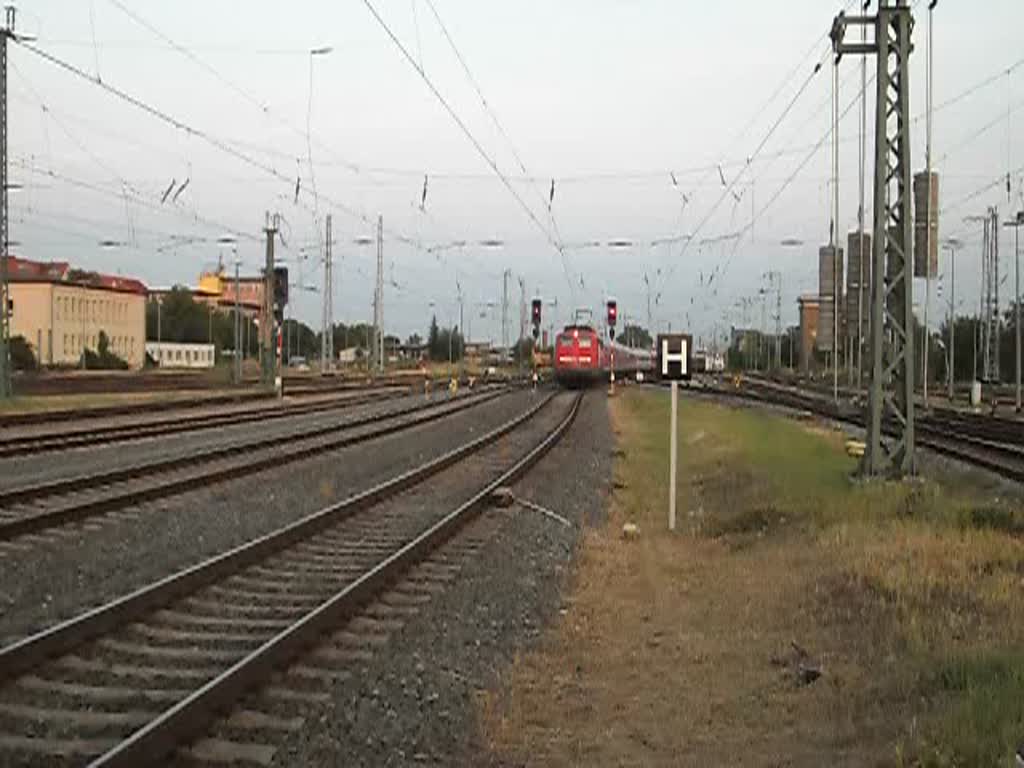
657 334 691 533
669 380 678 531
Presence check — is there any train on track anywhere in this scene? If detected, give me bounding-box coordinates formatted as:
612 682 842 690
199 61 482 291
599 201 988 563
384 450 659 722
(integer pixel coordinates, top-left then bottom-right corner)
553 323 654 387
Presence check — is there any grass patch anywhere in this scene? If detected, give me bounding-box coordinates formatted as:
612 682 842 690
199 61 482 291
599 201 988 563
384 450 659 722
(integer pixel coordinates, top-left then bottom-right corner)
910 651 1024 766
484 388 1024 766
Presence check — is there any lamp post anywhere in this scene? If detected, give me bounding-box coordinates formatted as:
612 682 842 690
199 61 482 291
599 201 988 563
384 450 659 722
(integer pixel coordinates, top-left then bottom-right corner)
941 238 962 401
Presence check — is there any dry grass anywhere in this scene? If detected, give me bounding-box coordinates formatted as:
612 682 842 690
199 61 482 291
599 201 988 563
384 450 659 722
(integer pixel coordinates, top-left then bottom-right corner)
482 390 1024 767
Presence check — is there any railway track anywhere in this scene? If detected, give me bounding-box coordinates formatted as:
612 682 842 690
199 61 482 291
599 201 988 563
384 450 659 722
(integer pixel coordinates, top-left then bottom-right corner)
0 388 411 458
0 389 579 767
0 387 508 542
690 378 1024 482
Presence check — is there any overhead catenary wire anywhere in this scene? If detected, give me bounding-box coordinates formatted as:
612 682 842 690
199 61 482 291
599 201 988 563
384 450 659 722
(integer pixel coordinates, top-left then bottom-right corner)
360 0 577 296
654 46 831 301
13 38 435 251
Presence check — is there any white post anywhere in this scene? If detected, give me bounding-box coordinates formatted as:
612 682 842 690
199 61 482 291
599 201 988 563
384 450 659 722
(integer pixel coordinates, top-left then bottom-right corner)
669 380 678 532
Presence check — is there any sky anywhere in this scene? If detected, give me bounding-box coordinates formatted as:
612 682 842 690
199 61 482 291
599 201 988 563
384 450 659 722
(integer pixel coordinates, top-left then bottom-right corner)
7 0 1024 346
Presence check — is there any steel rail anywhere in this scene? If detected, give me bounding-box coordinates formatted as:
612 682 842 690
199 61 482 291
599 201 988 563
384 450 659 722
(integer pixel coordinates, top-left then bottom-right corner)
90 391 581 767
0 387 507 541
0 388 408 458
0 389 560 685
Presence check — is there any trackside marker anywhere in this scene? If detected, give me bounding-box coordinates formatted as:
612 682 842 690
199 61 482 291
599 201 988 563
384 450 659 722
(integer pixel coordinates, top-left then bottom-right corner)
656 334 691 533
670 380 678 532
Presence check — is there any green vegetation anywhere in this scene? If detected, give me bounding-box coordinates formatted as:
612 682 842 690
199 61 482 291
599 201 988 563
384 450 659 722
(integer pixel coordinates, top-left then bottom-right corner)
426 315 464 361
82 331 129 370
619 390 1024 765
9 335 36 371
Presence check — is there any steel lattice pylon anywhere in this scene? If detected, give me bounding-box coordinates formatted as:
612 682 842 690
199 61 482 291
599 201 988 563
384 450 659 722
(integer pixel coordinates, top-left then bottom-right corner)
0 11 11 400
832 0 916 477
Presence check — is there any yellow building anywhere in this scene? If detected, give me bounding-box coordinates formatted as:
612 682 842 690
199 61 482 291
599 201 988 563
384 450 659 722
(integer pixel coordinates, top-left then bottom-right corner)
6 256 148 369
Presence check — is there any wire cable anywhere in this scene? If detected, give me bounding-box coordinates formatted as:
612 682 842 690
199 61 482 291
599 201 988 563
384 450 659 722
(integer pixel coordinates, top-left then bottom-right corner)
360 0 576 296
654 47 830 297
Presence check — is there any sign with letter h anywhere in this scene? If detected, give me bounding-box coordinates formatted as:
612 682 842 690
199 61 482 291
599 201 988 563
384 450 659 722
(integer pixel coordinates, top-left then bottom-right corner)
657 334 692 381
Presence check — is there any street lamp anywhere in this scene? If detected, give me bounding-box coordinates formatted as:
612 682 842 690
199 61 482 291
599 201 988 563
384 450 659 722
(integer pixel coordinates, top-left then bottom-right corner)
941 237 962 401
1004 212 1024 411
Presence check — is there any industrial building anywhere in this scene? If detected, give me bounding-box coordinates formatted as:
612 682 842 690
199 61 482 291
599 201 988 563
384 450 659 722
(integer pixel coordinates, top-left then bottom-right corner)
798 295 820 373
4 256 147 369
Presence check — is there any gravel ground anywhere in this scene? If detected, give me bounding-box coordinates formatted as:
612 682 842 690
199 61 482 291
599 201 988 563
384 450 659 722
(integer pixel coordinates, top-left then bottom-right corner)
0 388 538 647
264 388 613 768
0 389 418 490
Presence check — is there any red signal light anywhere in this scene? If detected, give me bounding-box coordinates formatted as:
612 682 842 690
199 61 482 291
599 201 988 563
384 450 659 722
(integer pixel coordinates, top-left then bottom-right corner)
606 299 618 326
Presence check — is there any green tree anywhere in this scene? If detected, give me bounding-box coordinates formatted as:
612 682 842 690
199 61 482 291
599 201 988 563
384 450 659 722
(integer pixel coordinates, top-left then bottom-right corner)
433 325 464 362
616 324 653 349
513 337 535 363
427 315 441 359
83 330 129 370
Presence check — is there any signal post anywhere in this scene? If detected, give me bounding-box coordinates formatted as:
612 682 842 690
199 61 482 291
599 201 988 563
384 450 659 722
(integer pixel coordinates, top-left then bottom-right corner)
606 299 618 394
531 297 542 388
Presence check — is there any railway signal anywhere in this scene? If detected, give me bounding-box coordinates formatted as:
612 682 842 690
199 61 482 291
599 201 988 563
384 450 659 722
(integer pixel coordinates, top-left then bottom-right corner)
606 299 618 340
531 297 542 339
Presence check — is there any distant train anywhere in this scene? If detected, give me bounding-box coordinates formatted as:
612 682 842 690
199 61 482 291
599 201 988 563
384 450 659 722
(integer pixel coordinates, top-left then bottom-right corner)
552 324 654 387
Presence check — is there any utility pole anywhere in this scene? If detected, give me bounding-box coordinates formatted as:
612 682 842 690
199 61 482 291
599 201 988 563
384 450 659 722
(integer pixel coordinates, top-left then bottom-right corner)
993 207 1001 382
1005 211 1024 411
770 271 783 370
0 7 14 400
832 0 916 478
643 273 653 337
832 38 841 403
944 241 958 400
518 276 526 374
233 255 241 385
501 268 510 356
321 214 334 373
261 211 278 388
857 0 868 389
373 214 383 373
922 0 935 410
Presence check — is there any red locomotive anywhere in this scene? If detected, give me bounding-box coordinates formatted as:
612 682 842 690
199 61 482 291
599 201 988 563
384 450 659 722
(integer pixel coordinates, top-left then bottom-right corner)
553 324 653 387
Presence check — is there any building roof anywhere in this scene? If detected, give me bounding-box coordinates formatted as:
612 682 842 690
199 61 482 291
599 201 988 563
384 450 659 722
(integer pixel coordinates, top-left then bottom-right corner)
4 255 147 295
5 255 69 281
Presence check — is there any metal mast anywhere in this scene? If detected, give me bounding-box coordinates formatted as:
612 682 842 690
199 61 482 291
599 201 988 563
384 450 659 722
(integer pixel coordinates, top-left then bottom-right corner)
982 208 1001 382
373 214 383 372
321 214 334 372
501 269 510 353
261 212 278 388
0 7 13 400
833 0 916 477
992 206 1001 381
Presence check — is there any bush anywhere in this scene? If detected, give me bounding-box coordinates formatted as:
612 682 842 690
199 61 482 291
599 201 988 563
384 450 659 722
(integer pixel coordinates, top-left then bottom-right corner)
9 335 36 371
83 331 130 370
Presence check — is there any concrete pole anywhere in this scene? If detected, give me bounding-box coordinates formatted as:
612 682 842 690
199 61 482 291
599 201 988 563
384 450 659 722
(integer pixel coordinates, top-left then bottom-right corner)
1017 220 1021 412
0 12 9 399
261 211 277 388
234 257 241 384
832 52 841 403
922 2 934 409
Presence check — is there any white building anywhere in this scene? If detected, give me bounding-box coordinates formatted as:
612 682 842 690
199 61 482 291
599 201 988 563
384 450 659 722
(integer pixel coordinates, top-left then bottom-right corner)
145 342 216 369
